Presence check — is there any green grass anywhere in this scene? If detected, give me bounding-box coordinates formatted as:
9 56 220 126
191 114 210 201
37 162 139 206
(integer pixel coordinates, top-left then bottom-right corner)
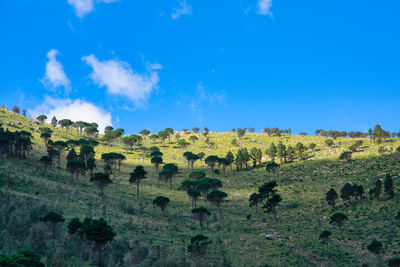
1 107 400 266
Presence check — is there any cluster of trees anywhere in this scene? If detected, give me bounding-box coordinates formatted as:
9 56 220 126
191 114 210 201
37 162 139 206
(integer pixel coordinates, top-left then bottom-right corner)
0 124 32 159
103 127 125 147
249 180 282 220
0 248 44 266
262 127 291 136
315 124 400 141
326 175 395 208
39 116 100 137
265 141 314 164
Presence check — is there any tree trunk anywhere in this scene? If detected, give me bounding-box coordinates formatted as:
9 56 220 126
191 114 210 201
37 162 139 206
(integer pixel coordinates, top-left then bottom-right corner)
136 181 140 197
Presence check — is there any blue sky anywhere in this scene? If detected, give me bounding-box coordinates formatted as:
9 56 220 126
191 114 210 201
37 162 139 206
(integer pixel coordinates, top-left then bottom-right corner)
1 0 400 134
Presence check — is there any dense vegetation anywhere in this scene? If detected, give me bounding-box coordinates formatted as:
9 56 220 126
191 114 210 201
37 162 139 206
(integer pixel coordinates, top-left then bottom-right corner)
1 106 400 266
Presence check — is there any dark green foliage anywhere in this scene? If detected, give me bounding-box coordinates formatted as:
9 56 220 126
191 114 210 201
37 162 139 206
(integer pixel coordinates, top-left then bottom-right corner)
205 155 219 173
40 211 64 239
326 188 338 207
265 162 280 178
151 156 163 173
265 143 277 161
187 189 201 207
340 183 353 203
158 169 174 186
66 160 86 181
181 180 198 191
263 194 282 220
188 234 211 258
339 151 352 160
66 148 78 162
67 218 83 235
39 155 52 172
388 258 400 266
369 179 382 199
163 163 178 173
153 196 170 214
189 170 206 180
150 151 163 158
130 166 147 197
183 151 199 170
258 181 277 199
384 174 395 199
367 239 382 255
8 248 44 267
207 190 228 208
191 207 211 228
329 213 348 238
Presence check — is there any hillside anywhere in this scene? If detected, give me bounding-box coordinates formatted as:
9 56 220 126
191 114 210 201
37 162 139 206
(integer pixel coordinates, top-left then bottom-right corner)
1 107 400 267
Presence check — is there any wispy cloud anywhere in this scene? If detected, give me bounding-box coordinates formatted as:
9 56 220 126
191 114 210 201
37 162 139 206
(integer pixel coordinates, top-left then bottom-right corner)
257 0 273 17
29 96 112 133
67 0 117 17
41 49 71 95
82 55 161 108
171 0 192 20
190 82 226 122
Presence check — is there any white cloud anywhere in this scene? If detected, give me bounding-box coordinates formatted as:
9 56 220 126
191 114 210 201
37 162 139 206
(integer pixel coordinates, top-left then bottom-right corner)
257 0 273 17
29 96 112 133
41 49 71 94
82 55 161 108
171 1 192 20
67 0 117 17
190 82 226 121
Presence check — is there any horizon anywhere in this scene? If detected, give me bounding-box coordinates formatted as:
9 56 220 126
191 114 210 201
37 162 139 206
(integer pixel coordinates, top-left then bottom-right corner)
1 0 400 134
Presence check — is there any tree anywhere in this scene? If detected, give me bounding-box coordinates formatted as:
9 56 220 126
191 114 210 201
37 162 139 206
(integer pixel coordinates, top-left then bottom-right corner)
140 129 150 139
207 189 228 216
263 193 282 221
266 162 280 179
183 151 199 170
266 143 277 161
12 106 20 113
58 119 73 132
40 132 51 149
67 160 86 182
319 231 332 247
189 135 198 143
237 128 246 139
36 115 47 123
73 217 116 267
164 127 174 143
218 157 230 176
384 174 395 199
153 196 170 214
189 170 206 180
325 139 334 151
159 169 174 186
90 172 113 217
340 183 353 203
158 131 168 144
129 165 147 197
187 188 201 207
39 211 64 239
79 144 95 168
205 155 219 173
388 258 400 267
188 234 211 259
258 181 277 200
178 139 190 149
329 213 348 238
51 116 57 130
276 142 287 164
192 207 211 228
225 151 234 171
151 156 163 173
3 248 44 267
39 155 52 172
326 188 338 207
339 151 352 160
249 193 263 216
250 147 262 167
197 152 205 165
367 239 383 264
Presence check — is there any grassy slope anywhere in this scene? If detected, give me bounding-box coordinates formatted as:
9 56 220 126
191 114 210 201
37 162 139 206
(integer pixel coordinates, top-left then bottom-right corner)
1 107 400 266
